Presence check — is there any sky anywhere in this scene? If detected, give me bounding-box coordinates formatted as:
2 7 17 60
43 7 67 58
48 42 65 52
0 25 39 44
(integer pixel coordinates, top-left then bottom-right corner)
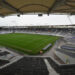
0 14 75 26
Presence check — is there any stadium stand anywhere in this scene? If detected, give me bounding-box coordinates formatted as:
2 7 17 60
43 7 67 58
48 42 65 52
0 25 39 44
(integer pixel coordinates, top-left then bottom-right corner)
0 26 74 38
65 37 75 43
0 26 75 75
0 51 10 56
0 59 9 66
61 45 75 51
47 57 75 75
0 27 75 75
56 48 75 58
0 57 49 75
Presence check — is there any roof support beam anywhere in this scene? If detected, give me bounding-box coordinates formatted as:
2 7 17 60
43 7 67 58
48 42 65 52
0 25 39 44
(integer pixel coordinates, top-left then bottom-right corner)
0 0 22 14
47 0 57 15
64 0 75 7
47 0 63 15
53 9 75 13
54 7 75 11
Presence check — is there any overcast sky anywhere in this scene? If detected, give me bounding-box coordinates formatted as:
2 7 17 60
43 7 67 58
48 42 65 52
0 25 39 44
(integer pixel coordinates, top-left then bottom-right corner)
0 15 75 26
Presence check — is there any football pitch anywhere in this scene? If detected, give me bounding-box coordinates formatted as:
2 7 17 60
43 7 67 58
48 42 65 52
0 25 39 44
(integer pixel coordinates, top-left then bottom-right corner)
0 33 59 55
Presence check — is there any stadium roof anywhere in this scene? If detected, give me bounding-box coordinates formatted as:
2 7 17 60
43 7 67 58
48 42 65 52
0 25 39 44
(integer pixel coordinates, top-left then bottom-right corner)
0 0 75 17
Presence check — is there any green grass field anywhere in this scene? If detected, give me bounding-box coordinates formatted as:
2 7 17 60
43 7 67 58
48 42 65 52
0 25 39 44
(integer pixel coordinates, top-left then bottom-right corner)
0 33 59 55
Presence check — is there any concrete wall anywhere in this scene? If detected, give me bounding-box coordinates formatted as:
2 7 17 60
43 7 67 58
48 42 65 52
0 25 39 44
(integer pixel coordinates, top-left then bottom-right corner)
47 57 75 75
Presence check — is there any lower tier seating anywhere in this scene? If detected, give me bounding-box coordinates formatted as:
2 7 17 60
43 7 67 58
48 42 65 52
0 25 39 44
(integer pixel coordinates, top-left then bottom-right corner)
0 57 49 75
